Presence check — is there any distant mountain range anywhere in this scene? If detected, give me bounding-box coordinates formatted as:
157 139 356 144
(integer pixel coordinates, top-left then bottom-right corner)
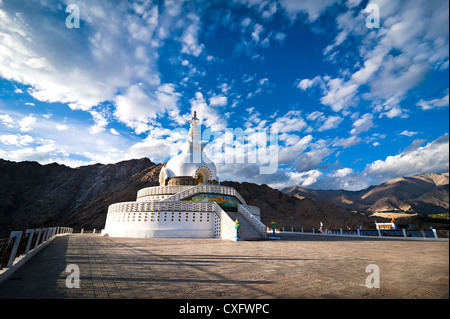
0 158 447 238
282 172 449 218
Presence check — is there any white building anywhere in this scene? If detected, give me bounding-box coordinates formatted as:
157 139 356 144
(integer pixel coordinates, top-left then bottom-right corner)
101 112 266 240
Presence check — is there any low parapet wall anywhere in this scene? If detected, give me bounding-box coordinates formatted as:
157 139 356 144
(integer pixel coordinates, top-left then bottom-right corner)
0 227 73 283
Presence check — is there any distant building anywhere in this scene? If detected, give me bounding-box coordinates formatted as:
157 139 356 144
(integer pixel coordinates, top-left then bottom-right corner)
101 112 266 240
375 217 411 230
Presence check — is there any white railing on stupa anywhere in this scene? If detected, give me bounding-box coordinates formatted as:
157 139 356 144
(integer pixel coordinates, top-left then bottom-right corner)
241 204 261 220
136 185 195 199
238 205 267 238
108 200 216 214
162 184 247 205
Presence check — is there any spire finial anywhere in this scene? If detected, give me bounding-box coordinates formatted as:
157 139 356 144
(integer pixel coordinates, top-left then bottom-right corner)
193 111 197 119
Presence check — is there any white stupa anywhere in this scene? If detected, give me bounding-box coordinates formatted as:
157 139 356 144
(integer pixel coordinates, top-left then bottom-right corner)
102 112 266 240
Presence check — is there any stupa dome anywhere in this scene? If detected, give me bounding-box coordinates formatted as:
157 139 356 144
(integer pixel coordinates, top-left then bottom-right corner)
164 151 216 179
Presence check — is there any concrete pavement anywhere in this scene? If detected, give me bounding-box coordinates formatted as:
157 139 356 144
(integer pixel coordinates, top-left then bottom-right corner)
0 233 447 299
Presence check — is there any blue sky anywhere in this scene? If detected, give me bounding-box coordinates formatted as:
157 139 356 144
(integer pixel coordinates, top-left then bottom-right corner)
0 0 448 190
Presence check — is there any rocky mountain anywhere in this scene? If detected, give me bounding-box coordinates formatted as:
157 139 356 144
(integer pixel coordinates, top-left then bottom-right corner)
1 158 447 238
282 172 449 217
0 158 162 237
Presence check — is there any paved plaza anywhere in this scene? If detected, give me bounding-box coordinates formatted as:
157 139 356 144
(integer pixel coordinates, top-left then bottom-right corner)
0 233 448 299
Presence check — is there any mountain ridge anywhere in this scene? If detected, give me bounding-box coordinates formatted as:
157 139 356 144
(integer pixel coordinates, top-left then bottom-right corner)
282 172 449 217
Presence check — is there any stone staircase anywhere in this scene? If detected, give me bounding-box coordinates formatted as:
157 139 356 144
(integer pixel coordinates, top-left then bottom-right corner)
226 211 265 240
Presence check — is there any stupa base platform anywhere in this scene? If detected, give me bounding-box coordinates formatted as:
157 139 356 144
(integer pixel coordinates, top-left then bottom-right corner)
101 229 214 238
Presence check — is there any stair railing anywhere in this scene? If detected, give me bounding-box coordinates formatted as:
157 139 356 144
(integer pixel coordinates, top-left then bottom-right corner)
212 203 237 240
238 204 267 238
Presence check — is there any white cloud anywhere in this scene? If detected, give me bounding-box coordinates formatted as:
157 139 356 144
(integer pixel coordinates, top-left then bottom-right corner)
114 83 180 133
331 167 354 177
333 135 362 148
110 128 120 136
306 111 325 121
296 76 323 91
271 110 307 134
320 77 359 112
0 1 147 111
277 134 313 165
318 115 343 132
417 91 449 110
293 145 334 172
0 114 15 128
0 143 70 164
379 105 408 119
365 134 449 181
179 13 204 57
251 23 264 43
267 169 323 189
308 0 449 120
0 0 193 124
0 134 34 146
399 130 418 137
56 124 69 131
312 168 373 191
209 95 228 107
234 0 278 20
286 169 323 187
274 32 287 43
350 113 373 135
190 92 227 131
278 0 339 22
88 110 108 135
18 115 36 132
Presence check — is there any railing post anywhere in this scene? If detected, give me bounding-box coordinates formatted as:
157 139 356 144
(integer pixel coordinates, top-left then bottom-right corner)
402 229 407 238
312 228 315 234
42 228 48 242
357 229 361 236
378 229 381 237
301 227 304 233
432 228 438 238
24 229 34 254
34 229 42 248
7 231 22 268
340 228 343 235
